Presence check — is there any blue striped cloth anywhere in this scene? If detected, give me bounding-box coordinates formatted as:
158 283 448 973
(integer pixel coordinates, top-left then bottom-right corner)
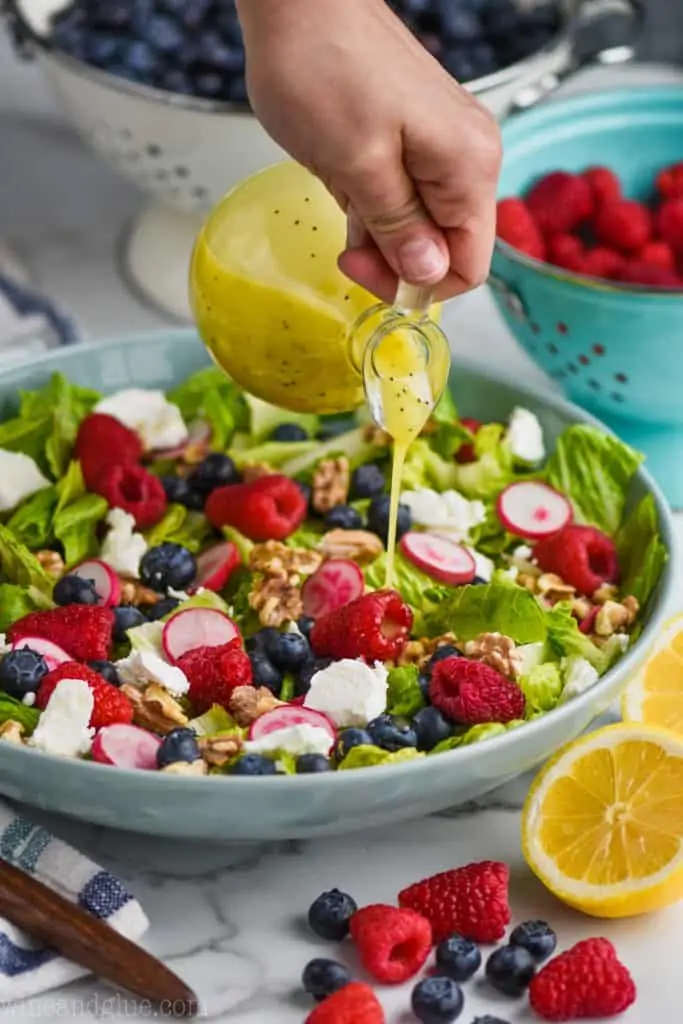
0 804 148 1003
0 248 79 362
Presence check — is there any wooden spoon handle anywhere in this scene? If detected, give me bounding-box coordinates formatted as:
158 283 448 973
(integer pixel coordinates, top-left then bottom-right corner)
0 859 198 1017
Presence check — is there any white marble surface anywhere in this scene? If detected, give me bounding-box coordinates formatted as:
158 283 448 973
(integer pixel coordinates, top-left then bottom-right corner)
1 36 683 1023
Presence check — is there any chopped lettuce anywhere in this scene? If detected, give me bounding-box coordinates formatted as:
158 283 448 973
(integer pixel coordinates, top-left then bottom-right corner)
386 665 426 718
545 601 623 674
280 675 296 702
431 719 525 753
144 505 211 554
425 574 547 644
55 460 86 507
53 493 108 567
365 552 450 631
7 487 57 550
222 526 254 562
616 493 668 610
400 439 460 491
0 693 40 734
281 427 386 478
284 525 325 551
243 393 318 443
164 590 231 619
428 390 472 460
189 704 240 737
168 366 249 449
453 423 518 500
545 425 644 535
127 620 164 655
0 583 43 632
338 745 425 769
0 524 54 595
231 440 319 470
519 663 563 715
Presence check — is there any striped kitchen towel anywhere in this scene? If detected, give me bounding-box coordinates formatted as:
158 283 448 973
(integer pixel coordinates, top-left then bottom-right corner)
0 801 148 1003
0 244 79 363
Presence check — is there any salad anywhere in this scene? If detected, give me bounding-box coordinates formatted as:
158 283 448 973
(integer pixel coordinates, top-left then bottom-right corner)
0 367 666 777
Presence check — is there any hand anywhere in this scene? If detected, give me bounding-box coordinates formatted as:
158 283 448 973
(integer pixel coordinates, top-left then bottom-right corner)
236 0 502 302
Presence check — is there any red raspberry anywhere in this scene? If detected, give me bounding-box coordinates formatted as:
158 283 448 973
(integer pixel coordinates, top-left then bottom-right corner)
310 590 412 662
429 657 525 724
595 200 651 253
529 938 636 1021
656 161 683 200
75 413 143 491
639 240 675 270
582 247 625 280
496 198 546 259
350 905 432 984
534 524 619 595
398 861 510 944
177 640 252 713
583 166 621 207
93 463 167 529
206 474 307 542
455 417 482 465
619 261 680 288
36 662 133 728
9 606 114 663
656 197 683 251
546 234 584 273
526 172 593 234
305 982 385 1024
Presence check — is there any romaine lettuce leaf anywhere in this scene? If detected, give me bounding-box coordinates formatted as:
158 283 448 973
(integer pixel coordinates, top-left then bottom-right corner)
126 620 164 655
427 390 472 460
0 524 54 594
144 505 211 554
519 663 563 714
243 393 318 444
545 601 622 674
0 583 43 632
401 439 460 491
431 719 525 753
222 526 255 562
55 460 86 507
616 493 668 610
386 665 426 718
425 574 547 644
338 745 424 769
281 427 386 478
365 552 450 631
189 704 241 737
53 493 108 567
167 366 249 449
284 524 325 551
231 440 319 470
7 487 57 550
0 693 40 734
453 423 518 500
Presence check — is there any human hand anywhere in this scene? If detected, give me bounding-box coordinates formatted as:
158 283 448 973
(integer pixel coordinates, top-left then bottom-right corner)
236 0 502 302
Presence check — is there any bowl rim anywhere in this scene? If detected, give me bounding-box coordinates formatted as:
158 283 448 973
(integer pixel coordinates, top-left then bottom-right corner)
495 84 683 296
0 328 674 790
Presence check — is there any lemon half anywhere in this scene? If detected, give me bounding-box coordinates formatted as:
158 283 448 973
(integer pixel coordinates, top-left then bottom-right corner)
622 612 683 733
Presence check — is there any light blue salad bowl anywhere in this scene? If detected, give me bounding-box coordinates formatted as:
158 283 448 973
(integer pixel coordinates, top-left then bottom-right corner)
0 331 673 841
489 86 683 507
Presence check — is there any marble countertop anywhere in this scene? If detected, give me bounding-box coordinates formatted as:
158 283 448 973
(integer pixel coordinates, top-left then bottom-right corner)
1 35 683 1022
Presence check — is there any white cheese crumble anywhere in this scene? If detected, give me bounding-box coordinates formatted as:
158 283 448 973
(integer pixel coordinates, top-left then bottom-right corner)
29 678 94 758
400 488 487 543
304 659 388 728
22 693 36 707
0 450 50 513
244 725 333 758
95 388 188 451
116 649 189 697
507 407 545 465
560 656 600 703
468 548 495 583
100 508 148 579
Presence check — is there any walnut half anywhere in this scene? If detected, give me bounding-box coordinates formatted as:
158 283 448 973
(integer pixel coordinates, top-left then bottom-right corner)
464 632 522 679
121 683 189 734
397 633 459 669
594 596 640 637
248 542 323 627
312 457 350 513
199 733 243 767
319 529 383 565
229 686 282 727
0 721 24 745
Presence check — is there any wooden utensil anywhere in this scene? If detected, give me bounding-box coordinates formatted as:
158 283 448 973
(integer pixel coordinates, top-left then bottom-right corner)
0 858 198 1017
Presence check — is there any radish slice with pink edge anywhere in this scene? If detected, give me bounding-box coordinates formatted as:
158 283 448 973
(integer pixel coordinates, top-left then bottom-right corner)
152 418 212 460
162 606 240 663
70 559 121 606
91 724 161 769
249 706 337 747
496 481 573 539
301 559 364 619
192 541 240 593
400 532 476 586
11 637 72 670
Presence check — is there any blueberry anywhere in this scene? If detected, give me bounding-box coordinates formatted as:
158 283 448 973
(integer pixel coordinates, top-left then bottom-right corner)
264 630 311 672
413 706 453 751
324 505 363 530
411 975 465 1023
160 68 194 94
88 660 121 687
160 476 204 510
295 657 331 697
302 958 352 1002
196 30 244 72
145 14 185 54
53 575 100 607
485 945 536 997
441 46 482 81
156 727 201 767
84 34 124 67
91 1 132 30
367 714 418 752
297 754 332 774
225 76 249 104
215 8 244 46
435 934 482 982
176 0 213 29
228 754 278 776
0 649 48 699
335 728 373 760
367 495 411 544
269 421 309 442
471 1018 511 1024
140 543 196 592
438 4 483 42
121 39 158 77
194 71 224 98
473 575 489 585
428 644 463 669
247 627 281 653
145 597 181 621
112 605 146 642
524 1 561 31
187 453 239 497
482 0 520 36
418 671 432 703
350 463 386 499
307 889 358 941
248 651 283 694
297 616 316 639
298 481 313 507
509 921 557 962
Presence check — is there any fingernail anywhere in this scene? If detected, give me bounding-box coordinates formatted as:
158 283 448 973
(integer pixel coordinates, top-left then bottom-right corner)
397 238 447 283
346 209 365 249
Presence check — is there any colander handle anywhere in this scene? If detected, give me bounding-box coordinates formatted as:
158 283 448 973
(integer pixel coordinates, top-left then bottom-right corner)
0 0 47 60
510 0 644 114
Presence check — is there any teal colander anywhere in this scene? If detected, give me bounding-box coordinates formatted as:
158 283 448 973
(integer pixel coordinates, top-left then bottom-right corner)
489 86 683 507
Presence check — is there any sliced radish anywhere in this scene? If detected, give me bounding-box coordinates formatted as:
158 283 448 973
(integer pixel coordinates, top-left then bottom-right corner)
162 606 240 662
579 606 600 635
496 481 573 540
249 705 336 746
400 532 476 586
152 418 212 460
91 724 161 770
12 637 71 671
192 541 241 593
70 559 121 607
301 559 364 619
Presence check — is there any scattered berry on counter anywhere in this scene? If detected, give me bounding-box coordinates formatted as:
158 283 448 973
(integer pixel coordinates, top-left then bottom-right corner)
324 505 364 530
75 412 142 491
308 889 359 942
349 463 386 500
271 423 310 442
533 524 619 595
187 452 239 497
350 904 432 984
53 575 100 607
429 658 526 725
304 981 385 1024
434 934 482 983
310 590 412 663
156 727 201 767
411 975 465 1023
93 463 168 529
227 753 279 776
296 753 332 773
510 920 557 962
177 640 252 713
485 944 536 997
367 714 418 751
413 706 453 751
398 861 511 944
87 660 121 687
206 473 307 541
140 542 197 592
36 662 133 729
529 938 637 1021
112 605 147 642
302 958 353 1002
0 648 48 699
8 605 114 663
367 494 412 544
